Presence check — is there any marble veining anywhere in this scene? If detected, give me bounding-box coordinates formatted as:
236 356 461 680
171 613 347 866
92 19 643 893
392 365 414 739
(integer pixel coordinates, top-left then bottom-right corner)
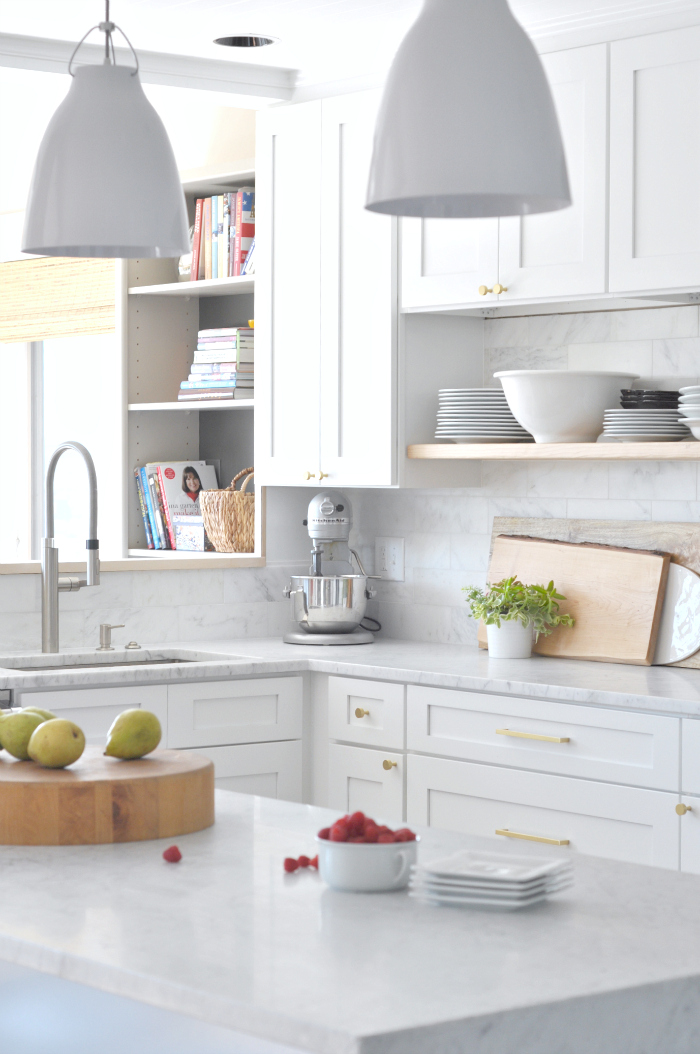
4 793 700 1053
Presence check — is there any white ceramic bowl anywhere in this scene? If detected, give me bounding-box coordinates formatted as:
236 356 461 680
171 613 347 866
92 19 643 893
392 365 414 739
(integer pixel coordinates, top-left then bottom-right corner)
493 370 639 443
682 419 700 440
316 835 419 892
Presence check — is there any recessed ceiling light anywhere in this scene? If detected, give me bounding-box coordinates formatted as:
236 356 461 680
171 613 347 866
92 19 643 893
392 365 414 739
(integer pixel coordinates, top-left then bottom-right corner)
214 35 277 48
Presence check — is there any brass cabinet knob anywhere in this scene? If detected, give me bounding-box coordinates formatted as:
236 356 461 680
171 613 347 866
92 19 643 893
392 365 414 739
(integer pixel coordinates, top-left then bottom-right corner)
676 803 692 816
478 285 493 296
382 759 398 770
355 708 370 718
493 283 508 294
304 471 316 480
319 471 329 480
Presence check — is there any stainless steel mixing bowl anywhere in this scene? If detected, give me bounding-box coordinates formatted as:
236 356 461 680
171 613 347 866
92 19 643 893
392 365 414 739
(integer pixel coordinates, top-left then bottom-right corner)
284 575 372 633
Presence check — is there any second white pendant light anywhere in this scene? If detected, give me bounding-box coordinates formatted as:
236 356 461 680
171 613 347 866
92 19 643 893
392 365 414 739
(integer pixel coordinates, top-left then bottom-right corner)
22 3 189 258
366 0 571 219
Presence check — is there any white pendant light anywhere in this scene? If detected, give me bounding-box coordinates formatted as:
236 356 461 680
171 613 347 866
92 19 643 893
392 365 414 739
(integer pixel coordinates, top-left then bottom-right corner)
366 0 571 219
22 2 189 258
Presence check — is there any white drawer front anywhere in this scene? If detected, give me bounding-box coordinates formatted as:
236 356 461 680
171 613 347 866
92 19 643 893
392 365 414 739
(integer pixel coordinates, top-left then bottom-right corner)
682 719 700 795
407 754 679 870
167 677 303 748
328 743 404 825
185 741 302 801
328 676 404 749
407 686 680 791
16 686 168 746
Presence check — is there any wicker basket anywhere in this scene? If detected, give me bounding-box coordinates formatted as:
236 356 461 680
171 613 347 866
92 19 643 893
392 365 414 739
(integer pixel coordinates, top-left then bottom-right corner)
200 467 255 553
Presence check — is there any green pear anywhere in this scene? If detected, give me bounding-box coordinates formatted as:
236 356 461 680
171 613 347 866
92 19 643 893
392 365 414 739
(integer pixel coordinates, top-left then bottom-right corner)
22 707 58 722
105 709 161 760
2 711 47 760
28 719 85 769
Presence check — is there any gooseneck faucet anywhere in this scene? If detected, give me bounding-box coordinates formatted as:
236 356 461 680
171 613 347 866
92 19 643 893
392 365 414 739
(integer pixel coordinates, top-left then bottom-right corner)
42 442 100 653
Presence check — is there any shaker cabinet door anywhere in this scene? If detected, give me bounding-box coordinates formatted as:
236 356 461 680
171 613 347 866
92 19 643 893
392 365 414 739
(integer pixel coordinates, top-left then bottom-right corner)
328 743 404 824
185 740 302 801
498 44 608 300
610 26 700 291
401 216 499 310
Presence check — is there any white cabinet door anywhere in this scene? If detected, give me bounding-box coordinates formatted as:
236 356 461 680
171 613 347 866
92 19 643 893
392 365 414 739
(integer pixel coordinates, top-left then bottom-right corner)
17 685 168 746
185 741 302 801
401 216 499 310
328 676 404 750
499 44 608 300
683 718 700 795
407 755 679 869
255 101 322 486
610 26 700 292
319 92 397 486
167 677 303 748
328 743 404 824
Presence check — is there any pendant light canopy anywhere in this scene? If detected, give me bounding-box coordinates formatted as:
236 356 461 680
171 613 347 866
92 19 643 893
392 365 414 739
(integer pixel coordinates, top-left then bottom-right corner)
366 0 571 219
22 3 189 258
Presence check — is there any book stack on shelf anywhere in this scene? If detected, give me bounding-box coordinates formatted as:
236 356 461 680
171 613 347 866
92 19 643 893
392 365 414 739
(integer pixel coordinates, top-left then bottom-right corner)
179 326 254 402
190 189 255 282
134 461 219 551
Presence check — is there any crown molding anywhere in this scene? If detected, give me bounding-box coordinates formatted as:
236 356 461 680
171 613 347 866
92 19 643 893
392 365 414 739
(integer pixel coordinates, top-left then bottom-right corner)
0 33 296 101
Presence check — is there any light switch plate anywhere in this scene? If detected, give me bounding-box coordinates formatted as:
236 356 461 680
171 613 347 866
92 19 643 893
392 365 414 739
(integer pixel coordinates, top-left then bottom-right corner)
375 537 404 582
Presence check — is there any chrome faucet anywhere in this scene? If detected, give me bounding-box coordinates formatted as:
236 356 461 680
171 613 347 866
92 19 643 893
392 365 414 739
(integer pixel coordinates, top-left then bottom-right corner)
42 442 100 653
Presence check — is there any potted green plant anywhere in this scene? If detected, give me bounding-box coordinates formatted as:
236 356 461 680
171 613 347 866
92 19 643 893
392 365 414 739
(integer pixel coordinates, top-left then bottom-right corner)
463 576 574 658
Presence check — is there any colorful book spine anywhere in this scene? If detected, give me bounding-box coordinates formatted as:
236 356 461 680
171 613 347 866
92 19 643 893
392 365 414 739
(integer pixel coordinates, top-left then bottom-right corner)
228 193 236 276
203 198 212 280
139 466 161 549
181 379 238 389
218 194 226 280
177 390 234 401
157 466 177 550
134 469 154 549
147 468 168 549
211 195 219 279
190 362 237 373
190 198 203 283
188 373 237 381
241 237 255 275
233 188 255 276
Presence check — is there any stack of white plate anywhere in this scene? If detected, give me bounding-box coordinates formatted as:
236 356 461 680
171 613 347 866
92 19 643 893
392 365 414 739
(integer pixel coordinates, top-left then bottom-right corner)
436 389 532 443
409 849 573 910
600 408 690 442
679 387 700 441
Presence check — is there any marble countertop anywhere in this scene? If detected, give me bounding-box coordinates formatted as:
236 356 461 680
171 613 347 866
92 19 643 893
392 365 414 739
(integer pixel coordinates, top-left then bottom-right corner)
2 791 700 1054
4 637 700 718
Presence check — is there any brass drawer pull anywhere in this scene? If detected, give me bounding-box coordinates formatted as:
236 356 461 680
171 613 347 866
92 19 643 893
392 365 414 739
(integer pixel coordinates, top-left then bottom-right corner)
496 728 570 744
383 759 397 771
355 708 370 718
496 828 570 846
676 803 692 816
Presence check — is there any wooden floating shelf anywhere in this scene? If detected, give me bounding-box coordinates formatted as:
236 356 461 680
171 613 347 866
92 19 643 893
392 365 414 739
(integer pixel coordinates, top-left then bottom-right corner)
128 275 254 298
128 400 253 412
408 442 700 461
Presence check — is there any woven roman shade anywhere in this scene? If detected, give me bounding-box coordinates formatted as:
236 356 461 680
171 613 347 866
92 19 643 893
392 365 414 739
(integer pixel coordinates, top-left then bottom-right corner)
0 258 115 343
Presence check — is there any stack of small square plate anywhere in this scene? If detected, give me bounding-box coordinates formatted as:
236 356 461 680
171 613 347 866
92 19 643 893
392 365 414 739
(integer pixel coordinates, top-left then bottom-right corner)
600 407 690 442
436 389 532 443
409 849 573 910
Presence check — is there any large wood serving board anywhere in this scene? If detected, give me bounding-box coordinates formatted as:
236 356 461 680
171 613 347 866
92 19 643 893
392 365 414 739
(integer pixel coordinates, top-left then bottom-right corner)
481 518 700 667
479 532 670 665
0 746 214 845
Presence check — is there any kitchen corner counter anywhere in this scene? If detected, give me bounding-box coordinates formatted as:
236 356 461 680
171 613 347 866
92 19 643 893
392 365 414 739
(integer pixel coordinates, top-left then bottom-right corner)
3 638 700 718
3 791 700 1054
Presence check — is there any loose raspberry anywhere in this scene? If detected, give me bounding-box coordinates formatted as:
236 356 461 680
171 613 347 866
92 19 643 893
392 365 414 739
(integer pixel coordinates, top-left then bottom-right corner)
348 811 366 836
393 828 416 842
347 835 366 842
376 825 392 836
309 856 318 869
377 833 395 843
298 855 310 868
162 845 182 863
318 827 331 840
284 857 299 873
330 821 350 842
363 825 379 843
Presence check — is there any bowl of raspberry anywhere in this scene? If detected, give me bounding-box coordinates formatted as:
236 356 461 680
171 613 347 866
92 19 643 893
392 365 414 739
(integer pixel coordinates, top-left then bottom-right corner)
316 812 418 892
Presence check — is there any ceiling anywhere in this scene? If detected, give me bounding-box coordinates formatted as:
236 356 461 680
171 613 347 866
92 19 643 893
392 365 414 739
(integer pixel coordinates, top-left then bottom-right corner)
3 0 700 89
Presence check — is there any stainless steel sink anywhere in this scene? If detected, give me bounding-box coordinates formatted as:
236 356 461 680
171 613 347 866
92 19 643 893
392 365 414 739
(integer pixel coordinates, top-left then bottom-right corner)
0 649 247 672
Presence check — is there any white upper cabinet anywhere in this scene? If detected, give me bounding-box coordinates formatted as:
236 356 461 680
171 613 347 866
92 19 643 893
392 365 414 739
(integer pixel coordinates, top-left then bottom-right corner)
256 92 397 487
400 44 608 309
610 26 700 293
255 102 322 486
498 44 608 300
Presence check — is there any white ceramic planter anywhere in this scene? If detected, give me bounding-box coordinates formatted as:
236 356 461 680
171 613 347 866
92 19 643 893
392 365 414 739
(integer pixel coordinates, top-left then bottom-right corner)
486 619 533 659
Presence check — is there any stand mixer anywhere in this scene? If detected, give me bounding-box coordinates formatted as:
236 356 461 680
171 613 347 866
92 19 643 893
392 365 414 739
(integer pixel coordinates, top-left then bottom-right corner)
283 491 380 645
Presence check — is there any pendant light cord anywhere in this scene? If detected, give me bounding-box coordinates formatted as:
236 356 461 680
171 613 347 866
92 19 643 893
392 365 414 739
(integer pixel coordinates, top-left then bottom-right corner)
68 0 140 77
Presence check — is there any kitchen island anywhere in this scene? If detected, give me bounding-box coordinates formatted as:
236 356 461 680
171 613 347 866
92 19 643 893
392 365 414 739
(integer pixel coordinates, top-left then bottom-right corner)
2 791 700 1054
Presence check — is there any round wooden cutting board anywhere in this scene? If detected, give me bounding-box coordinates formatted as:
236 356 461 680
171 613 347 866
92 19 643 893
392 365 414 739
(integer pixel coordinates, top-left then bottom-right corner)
0 746 215 845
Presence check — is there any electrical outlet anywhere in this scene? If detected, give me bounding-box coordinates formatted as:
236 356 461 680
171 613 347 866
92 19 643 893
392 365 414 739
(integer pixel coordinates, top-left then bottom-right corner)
375 537 404 582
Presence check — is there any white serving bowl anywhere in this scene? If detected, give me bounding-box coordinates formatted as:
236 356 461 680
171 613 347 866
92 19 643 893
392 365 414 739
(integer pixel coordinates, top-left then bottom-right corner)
316 835 419 892
494 370 639 443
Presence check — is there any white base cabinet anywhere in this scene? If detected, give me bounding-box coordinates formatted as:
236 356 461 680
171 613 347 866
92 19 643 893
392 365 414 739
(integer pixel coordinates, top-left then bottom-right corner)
186 741 303 801
17 685 168 746
328 743 404 824
407 753 680 870
167 677 302 748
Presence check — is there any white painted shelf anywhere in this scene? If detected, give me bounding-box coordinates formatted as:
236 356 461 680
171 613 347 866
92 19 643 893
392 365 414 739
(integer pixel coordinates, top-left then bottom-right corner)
408 442 700 461
128 400 253 412
127 275 254 298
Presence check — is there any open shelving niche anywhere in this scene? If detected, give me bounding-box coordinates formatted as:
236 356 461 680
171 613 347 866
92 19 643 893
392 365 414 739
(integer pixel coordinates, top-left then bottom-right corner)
123 167 261 568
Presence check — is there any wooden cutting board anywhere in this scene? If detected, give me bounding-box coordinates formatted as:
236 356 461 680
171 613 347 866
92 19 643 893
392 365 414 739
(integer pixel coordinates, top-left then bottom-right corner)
479 534 670 665
0 746 214 845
